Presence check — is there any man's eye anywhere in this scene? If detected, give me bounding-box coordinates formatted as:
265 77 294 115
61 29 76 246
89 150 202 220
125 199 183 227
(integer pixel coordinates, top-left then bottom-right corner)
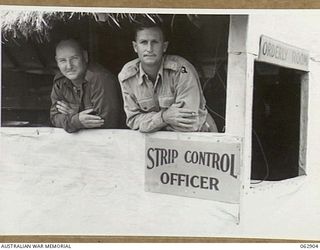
140 41 147 45
58 59 66 63
73 57 82 62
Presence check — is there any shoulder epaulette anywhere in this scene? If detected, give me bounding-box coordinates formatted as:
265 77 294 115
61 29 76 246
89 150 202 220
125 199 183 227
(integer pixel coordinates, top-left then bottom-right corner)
118 58 140 82
163 55 191 72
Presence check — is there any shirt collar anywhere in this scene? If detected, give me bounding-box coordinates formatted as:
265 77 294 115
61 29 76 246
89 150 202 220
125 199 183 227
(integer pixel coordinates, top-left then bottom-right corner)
138 59 164 86
55 66 90 89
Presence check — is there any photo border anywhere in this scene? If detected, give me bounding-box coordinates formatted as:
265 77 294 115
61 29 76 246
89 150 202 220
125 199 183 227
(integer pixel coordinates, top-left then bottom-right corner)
1 0 319 243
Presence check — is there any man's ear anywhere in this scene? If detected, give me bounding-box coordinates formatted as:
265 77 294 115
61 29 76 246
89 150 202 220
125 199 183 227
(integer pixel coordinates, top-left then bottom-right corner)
163 41 169 53
132 41 138 53
83 50 89 63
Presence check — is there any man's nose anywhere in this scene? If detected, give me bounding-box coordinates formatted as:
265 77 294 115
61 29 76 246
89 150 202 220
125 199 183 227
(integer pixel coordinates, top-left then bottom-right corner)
146 42 153 52
66 60 72 69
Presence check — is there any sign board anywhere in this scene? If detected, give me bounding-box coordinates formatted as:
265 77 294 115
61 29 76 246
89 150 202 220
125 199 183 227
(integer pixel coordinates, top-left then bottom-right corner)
258 35 309 71
145 138 242 204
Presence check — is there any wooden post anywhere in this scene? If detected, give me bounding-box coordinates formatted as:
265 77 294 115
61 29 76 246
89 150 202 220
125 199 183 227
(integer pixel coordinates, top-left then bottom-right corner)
299 73 309 175
226 15 254 224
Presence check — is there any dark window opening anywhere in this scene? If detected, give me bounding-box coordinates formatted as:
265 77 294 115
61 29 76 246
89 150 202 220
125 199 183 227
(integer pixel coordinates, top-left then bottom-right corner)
1 13 228 132
251 62 303 181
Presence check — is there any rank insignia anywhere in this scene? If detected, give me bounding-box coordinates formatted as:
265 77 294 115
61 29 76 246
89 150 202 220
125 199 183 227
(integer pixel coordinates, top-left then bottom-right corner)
181 66 188 73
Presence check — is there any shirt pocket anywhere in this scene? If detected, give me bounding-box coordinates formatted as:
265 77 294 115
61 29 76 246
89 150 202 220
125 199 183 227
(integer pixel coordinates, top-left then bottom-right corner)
138 97 156 112
159 95 175 108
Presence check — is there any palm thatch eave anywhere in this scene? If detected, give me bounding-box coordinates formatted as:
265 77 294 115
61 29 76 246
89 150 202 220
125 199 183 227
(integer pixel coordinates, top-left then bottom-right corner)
1 11 162 43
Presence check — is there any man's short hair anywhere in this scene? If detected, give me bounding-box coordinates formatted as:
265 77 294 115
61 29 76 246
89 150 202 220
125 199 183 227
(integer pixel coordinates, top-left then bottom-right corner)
55 37 87 53
133 18 169 41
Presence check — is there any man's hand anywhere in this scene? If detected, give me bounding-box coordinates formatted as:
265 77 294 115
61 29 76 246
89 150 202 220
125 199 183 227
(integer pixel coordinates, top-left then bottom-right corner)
79 109 104 128
162 105 198 130
56 101 77 116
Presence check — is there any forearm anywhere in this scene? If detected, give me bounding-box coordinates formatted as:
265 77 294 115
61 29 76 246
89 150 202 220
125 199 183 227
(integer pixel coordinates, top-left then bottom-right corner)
50 83 83 133
120 83 166 132
166 124 198 132
162 107 199 132
126 109 166 133
50 109 83 133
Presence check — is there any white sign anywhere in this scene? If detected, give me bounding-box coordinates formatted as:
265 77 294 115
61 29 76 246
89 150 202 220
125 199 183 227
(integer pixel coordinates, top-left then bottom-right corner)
145 138 241 204
258 35 309 71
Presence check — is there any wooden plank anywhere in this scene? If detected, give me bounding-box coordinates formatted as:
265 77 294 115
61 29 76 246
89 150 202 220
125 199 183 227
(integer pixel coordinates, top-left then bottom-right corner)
299 73 309 175
226 15 255 224
0 128 240 235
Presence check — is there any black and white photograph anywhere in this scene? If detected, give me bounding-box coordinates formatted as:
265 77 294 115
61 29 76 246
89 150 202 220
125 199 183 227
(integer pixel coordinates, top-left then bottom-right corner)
0 4 320 242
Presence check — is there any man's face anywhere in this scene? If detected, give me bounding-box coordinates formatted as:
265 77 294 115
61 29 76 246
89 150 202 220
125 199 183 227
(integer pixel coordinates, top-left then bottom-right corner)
133 27 169 68
55 41 88 83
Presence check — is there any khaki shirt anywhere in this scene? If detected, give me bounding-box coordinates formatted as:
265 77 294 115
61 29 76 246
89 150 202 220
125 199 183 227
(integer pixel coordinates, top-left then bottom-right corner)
118 55 208 132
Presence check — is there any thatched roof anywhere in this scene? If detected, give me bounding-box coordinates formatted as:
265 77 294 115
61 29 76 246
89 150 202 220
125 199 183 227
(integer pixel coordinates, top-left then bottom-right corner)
1 11 161 43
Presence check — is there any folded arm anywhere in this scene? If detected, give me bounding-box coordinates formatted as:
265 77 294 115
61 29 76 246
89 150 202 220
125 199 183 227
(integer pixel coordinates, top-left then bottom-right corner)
120 85 166 133
50 83 84 133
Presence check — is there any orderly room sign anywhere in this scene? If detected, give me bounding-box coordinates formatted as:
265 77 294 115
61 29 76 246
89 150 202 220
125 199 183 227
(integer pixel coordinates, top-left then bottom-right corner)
258 35 309 71
145 138 242 204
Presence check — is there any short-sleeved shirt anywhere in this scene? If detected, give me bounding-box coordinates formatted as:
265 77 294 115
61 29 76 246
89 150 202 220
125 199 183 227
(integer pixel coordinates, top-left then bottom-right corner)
50 63 123 133
118 55 208 133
